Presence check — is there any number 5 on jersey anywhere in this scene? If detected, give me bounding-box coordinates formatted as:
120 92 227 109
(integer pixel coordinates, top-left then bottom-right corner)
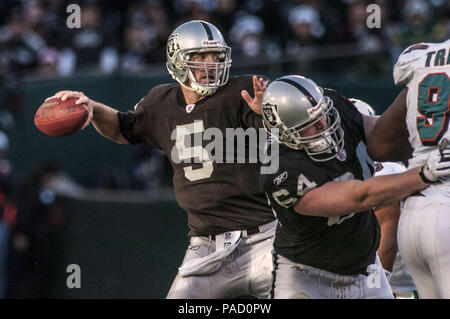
172 121 213 181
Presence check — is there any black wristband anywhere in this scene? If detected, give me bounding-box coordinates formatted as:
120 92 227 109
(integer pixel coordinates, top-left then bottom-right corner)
419 165 437 184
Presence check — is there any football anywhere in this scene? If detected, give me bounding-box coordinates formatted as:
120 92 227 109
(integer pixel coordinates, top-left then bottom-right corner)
34 96 89 137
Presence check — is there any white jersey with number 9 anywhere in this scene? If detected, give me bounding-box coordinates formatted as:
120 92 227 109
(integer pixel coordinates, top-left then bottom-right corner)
394 39 450 299
393 39 450 203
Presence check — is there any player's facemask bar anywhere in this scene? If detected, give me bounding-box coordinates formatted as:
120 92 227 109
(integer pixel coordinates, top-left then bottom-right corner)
262 96 345 162
181 47 232 96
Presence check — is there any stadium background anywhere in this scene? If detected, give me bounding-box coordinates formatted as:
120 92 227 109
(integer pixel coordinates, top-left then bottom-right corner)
0 0 448 298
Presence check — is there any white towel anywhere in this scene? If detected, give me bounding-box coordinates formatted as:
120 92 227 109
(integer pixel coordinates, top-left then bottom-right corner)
178 220 277 278
179 231 241 277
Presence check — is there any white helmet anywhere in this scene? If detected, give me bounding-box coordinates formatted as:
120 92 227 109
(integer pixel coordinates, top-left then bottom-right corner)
166 20 232 96
349 98 376 116
261 75 345 162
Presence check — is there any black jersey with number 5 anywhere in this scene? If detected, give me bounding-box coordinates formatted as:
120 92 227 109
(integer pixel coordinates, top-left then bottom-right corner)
261 88 380 276
117 75 275 237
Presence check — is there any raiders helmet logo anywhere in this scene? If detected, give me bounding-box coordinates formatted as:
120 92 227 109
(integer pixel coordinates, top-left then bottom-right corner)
262 104 278 128
167 34 179 58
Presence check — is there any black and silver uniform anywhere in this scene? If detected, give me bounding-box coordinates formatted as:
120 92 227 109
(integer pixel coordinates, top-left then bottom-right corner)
118 75 275 237
261 89 380 276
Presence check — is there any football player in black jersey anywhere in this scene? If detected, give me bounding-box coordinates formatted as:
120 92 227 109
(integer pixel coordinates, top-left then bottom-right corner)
257 75 450 299
52 20 277 299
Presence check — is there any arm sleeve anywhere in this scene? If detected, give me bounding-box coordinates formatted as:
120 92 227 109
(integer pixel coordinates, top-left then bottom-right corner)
117 111 141 145
393 56 415 86
393 43 428 86
117 94 159 148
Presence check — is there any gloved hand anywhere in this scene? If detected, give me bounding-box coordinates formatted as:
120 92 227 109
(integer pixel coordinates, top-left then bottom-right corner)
420 138 450 183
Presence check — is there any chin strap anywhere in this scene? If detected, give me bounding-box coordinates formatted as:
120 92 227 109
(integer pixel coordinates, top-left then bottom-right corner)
178 74 217 97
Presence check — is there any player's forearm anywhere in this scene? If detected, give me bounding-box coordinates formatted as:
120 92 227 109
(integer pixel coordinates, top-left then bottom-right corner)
359 167 427 210
375 205 400 271
377 235 398 272
295 167 428 217
91 101 129 144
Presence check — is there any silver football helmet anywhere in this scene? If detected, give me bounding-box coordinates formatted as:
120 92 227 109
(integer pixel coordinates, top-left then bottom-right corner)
166 20 232 96
349 98 376 116
261 75 345 162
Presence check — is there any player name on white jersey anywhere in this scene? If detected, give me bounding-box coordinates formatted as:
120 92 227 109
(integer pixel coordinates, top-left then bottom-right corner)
424 46 450 68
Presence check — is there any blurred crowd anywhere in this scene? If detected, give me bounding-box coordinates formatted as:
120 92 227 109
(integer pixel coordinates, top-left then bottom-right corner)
0 0 449 79
0 0 449 127
0 133 170 298
0 125 68 298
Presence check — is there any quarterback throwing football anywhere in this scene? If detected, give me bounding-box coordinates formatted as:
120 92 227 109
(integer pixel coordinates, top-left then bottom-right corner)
54 20 276 299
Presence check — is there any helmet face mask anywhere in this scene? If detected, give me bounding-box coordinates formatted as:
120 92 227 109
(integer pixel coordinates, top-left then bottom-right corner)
166 21 232 96
262 75 345 162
